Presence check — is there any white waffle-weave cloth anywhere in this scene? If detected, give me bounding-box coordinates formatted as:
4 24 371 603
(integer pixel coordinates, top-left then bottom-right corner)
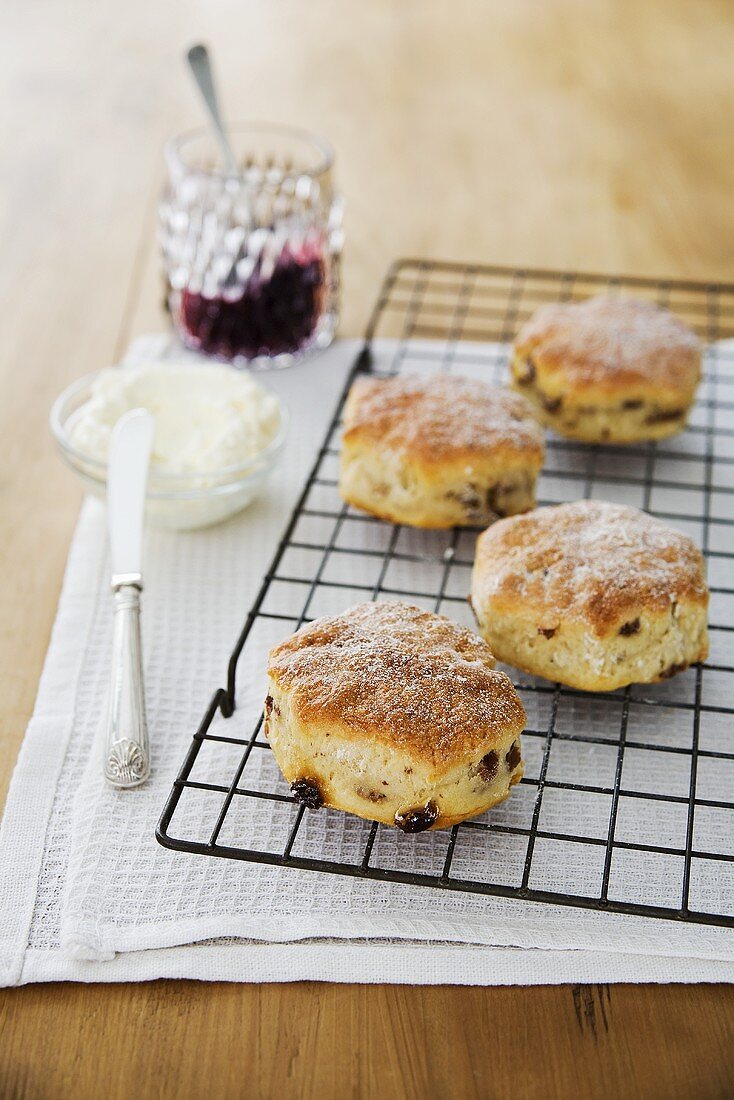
1 335 733 986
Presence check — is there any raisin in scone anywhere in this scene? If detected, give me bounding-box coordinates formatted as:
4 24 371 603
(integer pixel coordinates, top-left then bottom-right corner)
339 373 544 528
510 295 701 443
264 601 526 831
470 501 709 692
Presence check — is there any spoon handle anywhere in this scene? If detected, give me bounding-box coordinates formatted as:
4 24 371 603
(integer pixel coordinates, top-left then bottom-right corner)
186 43 237 173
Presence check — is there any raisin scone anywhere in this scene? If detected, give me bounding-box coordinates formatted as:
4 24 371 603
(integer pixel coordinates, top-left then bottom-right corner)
264 601 526 832
339 373 545 528
510 295 702 443
470 501 709 692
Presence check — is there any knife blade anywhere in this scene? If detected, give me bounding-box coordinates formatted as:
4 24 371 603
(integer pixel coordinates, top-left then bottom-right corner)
104 408 154 788
108 408 155 584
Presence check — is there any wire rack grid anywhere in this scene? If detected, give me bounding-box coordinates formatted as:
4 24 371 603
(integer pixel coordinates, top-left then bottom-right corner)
157 259 734 928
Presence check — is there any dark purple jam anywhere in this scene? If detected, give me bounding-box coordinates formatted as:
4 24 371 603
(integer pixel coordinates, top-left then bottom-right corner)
179 246 325 360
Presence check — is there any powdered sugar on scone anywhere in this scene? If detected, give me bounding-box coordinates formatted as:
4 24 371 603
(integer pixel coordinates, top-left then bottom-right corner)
514 295 701 395
473 501 708 637
471 501 709 691
267 601 526 769
343 373 544 464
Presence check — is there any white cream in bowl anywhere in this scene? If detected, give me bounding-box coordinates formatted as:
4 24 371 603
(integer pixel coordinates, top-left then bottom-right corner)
52 359 288 530
68 361 282 475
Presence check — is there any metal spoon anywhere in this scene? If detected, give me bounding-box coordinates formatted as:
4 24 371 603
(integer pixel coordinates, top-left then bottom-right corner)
185 43 238 174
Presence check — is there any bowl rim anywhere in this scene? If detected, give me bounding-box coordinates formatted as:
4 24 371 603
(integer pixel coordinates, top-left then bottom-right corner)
49 366 290 496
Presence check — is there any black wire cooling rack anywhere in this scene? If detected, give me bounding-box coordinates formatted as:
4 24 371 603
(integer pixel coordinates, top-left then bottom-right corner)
157 259 734 927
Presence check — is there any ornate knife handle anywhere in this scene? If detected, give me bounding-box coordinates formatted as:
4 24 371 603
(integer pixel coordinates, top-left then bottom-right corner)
104 579 150 788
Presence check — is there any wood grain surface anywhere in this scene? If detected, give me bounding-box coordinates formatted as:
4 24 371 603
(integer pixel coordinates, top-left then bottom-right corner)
2 1 733 1097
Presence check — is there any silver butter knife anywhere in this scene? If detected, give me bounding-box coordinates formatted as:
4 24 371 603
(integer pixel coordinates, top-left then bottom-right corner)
104 408 155 789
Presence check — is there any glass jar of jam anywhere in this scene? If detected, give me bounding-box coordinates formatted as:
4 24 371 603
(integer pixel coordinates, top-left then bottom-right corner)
160 123 343 367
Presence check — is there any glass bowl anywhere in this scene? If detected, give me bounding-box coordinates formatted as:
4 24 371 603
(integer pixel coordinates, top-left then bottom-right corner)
49 370 289 530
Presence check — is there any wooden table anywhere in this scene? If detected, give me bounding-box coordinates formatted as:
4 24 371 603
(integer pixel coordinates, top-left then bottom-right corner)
2 1 734 1096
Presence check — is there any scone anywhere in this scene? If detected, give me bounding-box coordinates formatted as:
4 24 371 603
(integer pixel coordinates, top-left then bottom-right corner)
264 601 526 831
510 295 702 443
339 373 545 528
470 501 709 692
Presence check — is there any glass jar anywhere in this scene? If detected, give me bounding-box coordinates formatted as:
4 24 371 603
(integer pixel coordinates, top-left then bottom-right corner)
159 123 343 368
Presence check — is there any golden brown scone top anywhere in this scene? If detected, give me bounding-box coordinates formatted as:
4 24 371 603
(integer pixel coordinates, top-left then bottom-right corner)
343 373 544 466
267 601 526 770
473 501 708 637
513 296 701 398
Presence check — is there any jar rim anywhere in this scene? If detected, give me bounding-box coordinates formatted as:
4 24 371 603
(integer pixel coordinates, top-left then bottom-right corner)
165 121 334 182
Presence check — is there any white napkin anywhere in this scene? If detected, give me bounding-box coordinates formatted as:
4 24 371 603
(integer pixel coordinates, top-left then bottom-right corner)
2 335 733 987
